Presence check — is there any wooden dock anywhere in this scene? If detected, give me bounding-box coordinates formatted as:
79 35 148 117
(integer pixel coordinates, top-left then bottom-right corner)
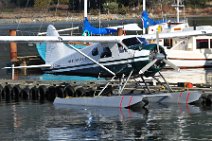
0 79 211 107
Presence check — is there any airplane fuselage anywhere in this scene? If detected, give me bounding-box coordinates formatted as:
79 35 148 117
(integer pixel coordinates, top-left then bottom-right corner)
43 37 166 78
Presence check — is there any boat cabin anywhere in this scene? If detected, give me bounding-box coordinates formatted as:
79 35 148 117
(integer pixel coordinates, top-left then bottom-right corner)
156 36 212 51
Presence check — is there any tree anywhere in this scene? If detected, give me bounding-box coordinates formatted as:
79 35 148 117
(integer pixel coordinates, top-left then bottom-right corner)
184 0 209 8
103 2 118 14
10 0 34 7
34 0 50 9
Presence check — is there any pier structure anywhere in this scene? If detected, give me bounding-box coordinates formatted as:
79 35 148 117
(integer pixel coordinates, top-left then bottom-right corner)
0 79 211 107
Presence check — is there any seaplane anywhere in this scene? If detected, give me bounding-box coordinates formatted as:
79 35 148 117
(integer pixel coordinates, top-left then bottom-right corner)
0 24 203 109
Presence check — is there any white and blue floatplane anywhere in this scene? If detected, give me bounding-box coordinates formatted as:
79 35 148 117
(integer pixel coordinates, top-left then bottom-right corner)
1 25 203 108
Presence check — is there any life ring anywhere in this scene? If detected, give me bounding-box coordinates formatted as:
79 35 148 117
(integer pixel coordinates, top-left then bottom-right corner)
82 30 90 36
47 86 56 102
31 86 38 100
12 85 21 100
75 87 86 97
4 84 12 101
0 84 3 99
21 87 30 100
56 86 65 98
38 85 47 101
64 85 75 97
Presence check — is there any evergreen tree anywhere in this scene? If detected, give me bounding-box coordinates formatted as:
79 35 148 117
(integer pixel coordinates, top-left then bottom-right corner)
34 0 50 9
10 0 34 7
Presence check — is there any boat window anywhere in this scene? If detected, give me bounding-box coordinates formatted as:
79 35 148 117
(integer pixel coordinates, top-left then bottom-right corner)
196 39 209 49
92 47 98 56
210 39 212 48
122 37 143 50
100 47 112 58
164 39 172 49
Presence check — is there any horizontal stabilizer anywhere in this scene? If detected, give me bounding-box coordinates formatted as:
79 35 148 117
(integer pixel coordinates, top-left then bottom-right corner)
38 26 79 36
0 29 211 43
0 36 124 43
2 64 51 69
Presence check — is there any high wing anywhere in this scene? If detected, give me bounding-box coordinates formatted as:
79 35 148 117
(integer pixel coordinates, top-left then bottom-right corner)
0 29 211 43
0 35 126 43
141 29 212 40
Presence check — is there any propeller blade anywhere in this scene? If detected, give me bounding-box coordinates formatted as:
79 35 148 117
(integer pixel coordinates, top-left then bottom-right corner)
139 59 157 74
163 59 180 71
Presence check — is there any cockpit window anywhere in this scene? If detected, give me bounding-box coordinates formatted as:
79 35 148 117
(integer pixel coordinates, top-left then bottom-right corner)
100 47 112 58
122 37 144 50
138 37 148 45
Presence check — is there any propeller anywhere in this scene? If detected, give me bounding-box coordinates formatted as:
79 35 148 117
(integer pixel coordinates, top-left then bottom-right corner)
163 59 180 72
139 31 180 75
139 59 157 74
139 53 180 75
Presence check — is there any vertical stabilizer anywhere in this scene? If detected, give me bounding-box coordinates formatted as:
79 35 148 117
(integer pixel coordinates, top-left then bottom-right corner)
45 25 73 64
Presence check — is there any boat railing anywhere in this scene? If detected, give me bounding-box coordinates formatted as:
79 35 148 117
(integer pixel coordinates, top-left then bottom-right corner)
170 39 188 50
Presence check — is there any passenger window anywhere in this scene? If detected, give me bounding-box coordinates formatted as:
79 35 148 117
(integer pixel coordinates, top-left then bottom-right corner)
196 39 209 49
210 39 212 48
101 47 112 58
92 47 98 56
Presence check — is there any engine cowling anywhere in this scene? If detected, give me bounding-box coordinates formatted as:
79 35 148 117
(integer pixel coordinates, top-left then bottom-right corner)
142 44 167 77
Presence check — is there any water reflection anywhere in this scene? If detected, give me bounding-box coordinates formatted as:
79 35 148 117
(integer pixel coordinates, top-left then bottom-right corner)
0 100 211 140
160 68 212 85
49 103 201 140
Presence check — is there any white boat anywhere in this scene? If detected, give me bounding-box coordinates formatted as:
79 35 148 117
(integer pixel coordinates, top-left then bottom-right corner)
142 13 212 69
141 0 212 69
163 35 212 69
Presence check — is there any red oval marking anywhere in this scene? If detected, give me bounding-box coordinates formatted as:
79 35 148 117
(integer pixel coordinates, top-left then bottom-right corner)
178 92 183 104
186 91 191 104
119 96 124 108
128 96 133 107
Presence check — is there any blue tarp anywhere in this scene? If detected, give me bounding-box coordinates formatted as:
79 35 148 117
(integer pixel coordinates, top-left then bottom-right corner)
83 17 117 35
141 11 167 28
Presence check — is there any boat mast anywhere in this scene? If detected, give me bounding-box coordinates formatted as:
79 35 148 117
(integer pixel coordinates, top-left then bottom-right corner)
172 0 184 23
84 0 87 18
143 0 146 11
143 0 146 34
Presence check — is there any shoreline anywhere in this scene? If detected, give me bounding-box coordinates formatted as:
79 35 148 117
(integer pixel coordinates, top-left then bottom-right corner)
0 15 211 28
0 7 212 25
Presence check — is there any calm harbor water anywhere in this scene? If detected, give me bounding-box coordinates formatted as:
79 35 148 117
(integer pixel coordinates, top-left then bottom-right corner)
0 17 212 140
0 100 211 141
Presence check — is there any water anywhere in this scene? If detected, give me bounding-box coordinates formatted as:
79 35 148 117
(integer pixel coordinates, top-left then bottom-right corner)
0 100 211 141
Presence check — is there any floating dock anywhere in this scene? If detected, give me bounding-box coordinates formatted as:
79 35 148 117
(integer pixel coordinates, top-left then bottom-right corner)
0 79 211 108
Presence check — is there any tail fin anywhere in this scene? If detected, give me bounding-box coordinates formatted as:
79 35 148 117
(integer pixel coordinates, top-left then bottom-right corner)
141 11 167 28
83 17 117 35
45 25 73 64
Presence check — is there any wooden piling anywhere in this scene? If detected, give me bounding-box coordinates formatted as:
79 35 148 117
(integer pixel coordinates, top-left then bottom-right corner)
9 29 18 63
117 28 123 36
